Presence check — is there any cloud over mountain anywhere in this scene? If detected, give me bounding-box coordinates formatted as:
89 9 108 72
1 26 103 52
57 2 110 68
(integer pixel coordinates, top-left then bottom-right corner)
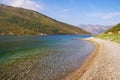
3 0 43 11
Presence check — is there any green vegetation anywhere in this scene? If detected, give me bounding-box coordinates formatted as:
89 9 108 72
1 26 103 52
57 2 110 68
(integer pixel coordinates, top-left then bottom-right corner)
96 23 120 43
0 4 89 35
105 23 120 34
96 34 120 43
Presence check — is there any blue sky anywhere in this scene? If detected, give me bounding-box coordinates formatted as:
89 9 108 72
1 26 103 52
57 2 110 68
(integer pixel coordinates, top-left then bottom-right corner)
1 0 120 25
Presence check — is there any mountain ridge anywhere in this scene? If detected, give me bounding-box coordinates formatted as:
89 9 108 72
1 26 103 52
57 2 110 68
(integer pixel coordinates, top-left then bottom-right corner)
0 4 89 35
78 24 113 34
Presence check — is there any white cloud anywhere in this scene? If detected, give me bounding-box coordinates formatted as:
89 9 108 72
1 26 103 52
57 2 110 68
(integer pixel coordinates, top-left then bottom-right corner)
89 12 120 19
63 9 70 13
4 0 43 11
102 12 120 19
89 13 103 17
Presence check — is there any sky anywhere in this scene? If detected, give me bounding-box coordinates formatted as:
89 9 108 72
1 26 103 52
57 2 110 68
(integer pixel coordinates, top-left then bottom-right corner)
0 0 120 26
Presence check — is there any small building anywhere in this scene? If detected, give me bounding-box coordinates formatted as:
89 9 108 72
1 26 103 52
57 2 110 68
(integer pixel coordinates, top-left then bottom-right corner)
9 32 14 35
108 32 113 34
1 33 4 35
0 33 5 35
38 33 47 36
118 31 120 34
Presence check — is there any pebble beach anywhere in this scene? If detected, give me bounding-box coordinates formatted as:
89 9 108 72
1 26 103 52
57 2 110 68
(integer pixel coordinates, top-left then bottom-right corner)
65 38 120 80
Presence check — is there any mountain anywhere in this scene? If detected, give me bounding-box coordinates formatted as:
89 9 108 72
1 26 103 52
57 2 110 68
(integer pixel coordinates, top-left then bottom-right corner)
105 23 120 34
78 24 113 34
0 4 89 36
96 23 120 43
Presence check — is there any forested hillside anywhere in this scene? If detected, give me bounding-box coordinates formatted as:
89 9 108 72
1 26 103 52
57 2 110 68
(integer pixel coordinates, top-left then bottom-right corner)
0 4 89 35
105 23 120 34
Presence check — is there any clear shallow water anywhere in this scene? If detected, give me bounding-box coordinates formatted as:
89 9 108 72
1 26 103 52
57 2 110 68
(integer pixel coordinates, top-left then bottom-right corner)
0 35 95 80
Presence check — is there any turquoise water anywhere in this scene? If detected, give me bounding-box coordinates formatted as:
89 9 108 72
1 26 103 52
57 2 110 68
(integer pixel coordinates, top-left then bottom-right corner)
0 35 95 80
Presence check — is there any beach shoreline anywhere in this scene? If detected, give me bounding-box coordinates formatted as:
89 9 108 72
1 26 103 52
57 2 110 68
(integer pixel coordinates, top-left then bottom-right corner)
65 38 120 80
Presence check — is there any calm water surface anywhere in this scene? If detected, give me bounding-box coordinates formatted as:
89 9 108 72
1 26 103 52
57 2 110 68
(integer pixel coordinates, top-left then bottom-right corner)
0 35 95 80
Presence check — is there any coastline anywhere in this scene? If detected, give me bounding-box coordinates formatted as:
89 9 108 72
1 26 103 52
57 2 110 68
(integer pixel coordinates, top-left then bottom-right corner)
64 38 99 80
65 38 120 80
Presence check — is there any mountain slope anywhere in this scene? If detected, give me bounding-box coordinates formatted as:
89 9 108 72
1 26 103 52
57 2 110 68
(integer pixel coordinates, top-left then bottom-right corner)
105 23 120 34
0 4 89 35
96 23 120 43
78 24 112 34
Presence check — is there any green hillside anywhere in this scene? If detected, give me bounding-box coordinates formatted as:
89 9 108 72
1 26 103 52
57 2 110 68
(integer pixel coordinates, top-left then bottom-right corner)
96 24 120 43
0 4 89 35
105 23 120 34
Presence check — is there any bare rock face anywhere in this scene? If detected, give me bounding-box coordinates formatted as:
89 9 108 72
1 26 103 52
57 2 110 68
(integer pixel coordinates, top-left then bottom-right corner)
78 24 113 34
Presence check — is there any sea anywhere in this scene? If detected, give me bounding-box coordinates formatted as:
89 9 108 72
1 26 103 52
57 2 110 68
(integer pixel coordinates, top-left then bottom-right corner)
0 35 95 80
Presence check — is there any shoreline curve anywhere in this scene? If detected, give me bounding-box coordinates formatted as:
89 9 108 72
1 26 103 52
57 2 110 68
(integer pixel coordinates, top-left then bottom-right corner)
64 38 99 80
64 37 120 80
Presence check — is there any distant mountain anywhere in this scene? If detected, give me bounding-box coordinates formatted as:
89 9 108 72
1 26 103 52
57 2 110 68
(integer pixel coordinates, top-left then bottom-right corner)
105 23 120 34
0 4 89 36
78 24 113 34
